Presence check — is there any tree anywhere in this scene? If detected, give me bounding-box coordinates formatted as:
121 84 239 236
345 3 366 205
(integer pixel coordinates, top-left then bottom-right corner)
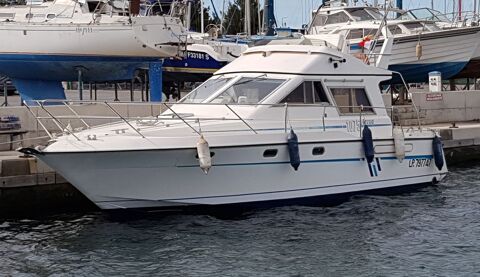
190 1 216 33
222 0 260 36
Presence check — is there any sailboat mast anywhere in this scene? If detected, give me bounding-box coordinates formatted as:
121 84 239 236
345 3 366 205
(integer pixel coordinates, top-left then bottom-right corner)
459 0 462 20
200 0 204 34
245 0 251 36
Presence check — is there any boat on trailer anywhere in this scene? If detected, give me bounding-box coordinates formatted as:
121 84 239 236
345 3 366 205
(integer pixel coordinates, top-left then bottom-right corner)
19 45 448 211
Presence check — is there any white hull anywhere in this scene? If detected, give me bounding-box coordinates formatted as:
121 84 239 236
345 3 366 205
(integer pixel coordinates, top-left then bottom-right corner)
378 28 480 65
0 16 186 58
39 137 447 210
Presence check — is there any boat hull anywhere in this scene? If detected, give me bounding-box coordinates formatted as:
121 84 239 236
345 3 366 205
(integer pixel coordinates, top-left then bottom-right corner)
37 138 447 210
0 53 158 81
0 17 186 98
374 27 480 82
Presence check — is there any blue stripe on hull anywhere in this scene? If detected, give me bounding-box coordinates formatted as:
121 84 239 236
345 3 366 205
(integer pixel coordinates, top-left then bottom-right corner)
389 62 468 83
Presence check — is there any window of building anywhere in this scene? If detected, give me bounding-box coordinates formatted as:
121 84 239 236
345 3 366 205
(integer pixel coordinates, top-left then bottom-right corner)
330 87 374 114
280 81 330 105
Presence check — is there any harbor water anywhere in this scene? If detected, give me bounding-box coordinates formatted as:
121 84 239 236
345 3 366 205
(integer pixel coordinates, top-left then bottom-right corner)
0 163 479 276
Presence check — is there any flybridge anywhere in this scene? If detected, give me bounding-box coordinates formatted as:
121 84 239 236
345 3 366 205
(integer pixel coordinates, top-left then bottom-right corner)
215 45 392 77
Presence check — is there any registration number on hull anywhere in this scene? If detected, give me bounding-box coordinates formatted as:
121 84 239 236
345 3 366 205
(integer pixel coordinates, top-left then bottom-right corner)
408 158 432 168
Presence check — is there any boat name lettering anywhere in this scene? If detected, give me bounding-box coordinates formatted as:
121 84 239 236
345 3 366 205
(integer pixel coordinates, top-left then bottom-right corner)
76 27 93 35
187 52 210 60
408 158 432 168
346 119 375 133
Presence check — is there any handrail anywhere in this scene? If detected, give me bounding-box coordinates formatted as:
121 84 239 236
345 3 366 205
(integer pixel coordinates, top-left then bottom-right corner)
390 71 422 130
225 104 257 134
63 101 90 129
24 102 53 139
162 103 201 136
25 100 424 141
36 101 81 141
104 102 145 138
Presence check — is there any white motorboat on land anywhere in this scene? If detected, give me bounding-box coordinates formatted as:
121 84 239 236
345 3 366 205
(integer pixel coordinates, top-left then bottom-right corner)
397 7 480 78
307 12 480 82
19 45 448 211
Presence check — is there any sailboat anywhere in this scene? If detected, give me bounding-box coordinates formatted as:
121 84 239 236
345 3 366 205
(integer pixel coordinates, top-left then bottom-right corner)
0 0 187 100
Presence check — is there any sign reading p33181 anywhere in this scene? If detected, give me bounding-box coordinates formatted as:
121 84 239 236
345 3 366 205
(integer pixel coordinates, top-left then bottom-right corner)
409 158 432 168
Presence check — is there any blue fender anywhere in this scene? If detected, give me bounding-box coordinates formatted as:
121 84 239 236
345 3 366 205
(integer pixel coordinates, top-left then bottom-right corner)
362 125 374 164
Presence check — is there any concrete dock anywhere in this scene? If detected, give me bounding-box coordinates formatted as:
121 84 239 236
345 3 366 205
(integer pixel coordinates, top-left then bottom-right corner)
0 151 96 217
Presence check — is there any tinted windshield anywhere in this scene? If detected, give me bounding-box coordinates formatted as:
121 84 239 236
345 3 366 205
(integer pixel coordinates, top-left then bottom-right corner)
181 77 232 103
210 77 285 104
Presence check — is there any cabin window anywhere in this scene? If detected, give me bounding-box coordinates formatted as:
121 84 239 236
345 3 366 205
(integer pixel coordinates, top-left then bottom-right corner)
387 25 403 35
282 84 305 103
181 77 232 103
211 77 285 104
347 28 377 40
311 14 328 27
46 14 55 19
347 29 364 40
402 22 425 32
281 81 330 105
25 13 33 19
365 8 383 20
325 12 350 25
329 87 374 114
349 9 375 21
313 82 329 103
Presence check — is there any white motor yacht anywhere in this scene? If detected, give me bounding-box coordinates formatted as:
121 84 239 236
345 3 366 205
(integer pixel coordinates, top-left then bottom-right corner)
19 45 448 211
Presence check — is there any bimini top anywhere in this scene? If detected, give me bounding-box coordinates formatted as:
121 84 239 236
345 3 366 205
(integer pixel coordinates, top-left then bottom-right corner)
215 45 392 77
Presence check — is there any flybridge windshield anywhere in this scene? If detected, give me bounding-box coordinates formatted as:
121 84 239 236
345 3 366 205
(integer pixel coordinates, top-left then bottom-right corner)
210 77 286 104
398 8 450 22
349 8 383 21
181 77 233 103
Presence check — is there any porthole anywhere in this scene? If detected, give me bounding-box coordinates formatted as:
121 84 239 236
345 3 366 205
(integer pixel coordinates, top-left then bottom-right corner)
263 149 278 158
312 147 325 156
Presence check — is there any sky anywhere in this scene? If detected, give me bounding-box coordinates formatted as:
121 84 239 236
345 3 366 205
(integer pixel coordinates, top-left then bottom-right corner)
204 0 480 28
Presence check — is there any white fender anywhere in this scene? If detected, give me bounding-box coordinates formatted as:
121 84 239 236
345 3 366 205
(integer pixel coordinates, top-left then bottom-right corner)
393 128 405 162
196 135 212 174
416 42 423 60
